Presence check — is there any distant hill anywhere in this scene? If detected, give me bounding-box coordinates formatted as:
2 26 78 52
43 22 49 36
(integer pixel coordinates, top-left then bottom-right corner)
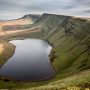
0 14 40 31
21 14 41 22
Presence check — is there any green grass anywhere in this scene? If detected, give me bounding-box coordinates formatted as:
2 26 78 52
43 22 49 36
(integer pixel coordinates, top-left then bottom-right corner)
0 14 90 89
29 69 90 90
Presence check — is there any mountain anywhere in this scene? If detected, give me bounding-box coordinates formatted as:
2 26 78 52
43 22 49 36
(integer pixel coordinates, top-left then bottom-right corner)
0 13 90 89
0 14 40 31
21 14 41 22
5 13 90 78
31 13 90 74
13 13 90 89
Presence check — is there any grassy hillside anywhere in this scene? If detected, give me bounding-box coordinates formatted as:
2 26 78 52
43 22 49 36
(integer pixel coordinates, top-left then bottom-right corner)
33 14 90 77
0 14 90 89
0 19 31 30
48 15 90 75
0 14 40 31
25 14 90 89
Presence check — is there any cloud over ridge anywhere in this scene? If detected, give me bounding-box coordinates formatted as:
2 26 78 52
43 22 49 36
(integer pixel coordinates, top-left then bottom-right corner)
0 0 90 20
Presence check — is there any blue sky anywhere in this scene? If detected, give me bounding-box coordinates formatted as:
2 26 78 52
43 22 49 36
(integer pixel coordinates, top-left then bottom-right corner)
0 0 90 20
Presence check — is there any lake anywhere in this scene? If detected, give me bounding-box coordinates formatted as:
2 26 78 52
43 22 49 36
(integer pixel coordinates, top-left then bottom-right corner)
0 39 55 81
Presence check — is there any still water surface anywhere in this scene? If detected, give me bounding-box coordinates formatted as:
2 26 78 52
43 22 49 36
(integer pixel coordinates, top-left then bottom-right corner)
0 39 55 81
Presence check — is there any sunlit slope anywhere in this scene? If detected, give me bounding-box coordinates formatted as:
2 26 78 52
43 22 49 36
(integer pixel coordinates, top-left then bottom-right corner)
49 18 90 78
26 14 70 39
0 14 40 31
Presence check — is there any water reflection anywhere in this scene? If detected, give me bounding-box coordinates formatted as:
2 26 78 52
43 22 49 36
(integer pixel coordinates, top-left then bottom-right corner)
0 39 55 81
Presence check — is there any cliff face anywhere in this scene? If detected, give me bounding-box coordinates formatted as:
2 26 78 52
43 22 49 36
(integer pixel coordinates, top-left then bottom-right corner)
21 14 41 22
30 13 90 77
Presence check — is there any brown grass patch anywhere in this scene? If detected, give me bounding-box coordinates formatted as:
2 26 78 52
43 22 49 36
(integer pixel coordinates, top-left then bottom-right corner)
0 40 15 67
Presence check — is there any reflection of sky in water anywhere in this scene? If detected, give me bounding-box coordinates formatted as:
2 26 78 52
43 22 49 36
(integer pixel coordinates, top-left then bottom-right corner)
0 39 55 81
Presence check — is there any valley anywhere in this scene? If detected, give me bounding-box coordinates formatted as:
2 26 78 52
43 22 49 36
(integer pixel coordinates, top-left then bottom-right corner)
0 13 90 90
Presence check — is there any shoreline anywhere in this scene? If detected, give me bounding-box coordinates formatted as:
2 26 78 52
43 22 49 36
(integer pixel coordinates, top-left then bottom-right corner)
0 40 16 68
0 38 56 82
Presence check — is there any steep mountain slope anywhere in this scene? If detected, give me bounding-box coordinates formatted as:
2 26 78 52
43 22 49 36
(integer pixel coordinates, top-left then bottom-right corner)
21 14 40 22
0 40 15 68
0 14 90 89
10 13 90 80
31 14 90 76
24 14 90 89
8 14 90 77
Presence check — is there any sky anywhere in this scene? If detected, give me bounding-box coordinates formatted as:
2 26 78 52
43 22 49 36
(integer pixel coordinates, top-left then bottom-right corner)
0 0 90 20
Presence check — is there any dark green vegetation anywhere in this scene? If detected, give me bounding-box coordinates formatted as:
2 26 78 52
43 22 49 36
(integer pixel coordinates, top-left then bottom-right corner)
0 14 90 89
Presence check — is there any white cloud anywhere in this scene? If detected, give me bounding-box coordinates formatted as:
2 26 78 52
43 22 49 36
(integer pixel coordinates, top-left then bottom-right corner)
0 0 90 20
